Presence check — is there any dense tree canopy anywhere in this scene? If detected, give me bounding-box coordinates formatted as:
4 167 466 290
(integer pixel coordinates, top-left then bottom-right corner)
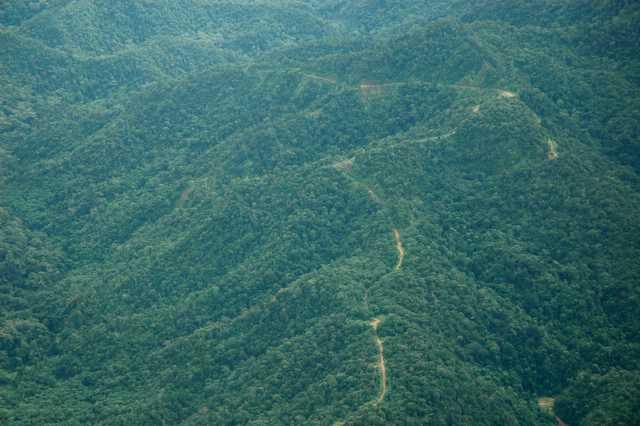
1 1 639 424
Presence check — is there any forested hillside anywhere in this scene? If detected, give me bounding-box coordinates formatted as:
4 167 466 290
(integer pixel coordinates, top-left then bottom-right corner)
1 1 640 424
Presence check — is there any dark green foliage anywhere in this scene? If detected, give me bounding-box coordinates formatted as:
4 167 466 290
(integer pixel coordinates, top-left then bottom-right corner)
555 369 640 425
1 0 640 424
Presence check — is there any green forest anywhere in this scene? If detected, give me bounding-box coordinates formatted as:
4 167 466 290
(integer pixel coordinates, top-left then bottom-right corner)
1 0 640 424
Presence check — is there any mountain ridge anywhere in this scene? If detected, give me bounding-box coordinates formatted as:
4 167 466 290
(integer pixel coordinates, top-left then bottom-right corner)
2 1 640 424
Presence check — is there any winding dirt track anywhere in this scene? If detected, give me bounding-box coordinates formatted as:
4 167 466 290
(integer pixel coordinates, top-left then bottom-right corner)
301 73 516 100
303 73 337 85
393 229 405 271
332 152 406 414
370 319 387 404
546 139 559 160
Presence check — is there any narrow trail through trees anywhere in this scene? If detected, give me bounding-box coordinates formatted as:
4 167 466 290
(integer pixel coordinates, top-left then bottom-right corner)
393 229 405 272
369 319 388 404
325 87 483 420
546 139 559 160
301 72 518 100
333 163 407 416
367 229 400 407
324 73 562 422
325 80 482 416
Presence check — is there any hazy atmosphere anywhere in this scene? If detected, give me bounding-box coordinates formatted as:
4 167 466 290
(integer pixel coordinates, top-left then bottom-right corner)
1 1 640 424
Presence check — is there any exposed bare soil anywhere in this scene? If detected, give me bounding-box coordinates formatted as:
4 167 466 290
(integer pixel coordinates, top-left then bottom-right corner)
393 229 405 271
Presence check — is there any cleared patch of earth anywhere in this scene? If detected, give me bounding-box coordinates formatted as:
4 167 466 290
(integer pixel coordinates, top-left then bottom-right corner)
538 397 555 414
538 397 568 426
177 186 194 208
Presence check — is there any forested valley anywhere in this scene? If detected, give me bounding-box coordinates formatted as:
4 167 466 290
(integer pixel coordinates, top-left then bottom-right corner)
1 1 640 424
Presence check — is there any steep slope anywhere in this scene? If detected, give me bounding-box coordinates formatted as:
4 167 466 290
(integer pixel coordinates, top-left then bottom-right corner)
1 1 640 425
14 0 332 55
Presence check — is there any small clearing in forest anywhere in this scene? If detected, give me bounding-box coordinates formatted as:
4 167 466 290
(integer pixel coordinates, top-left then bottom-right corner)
333 158 354 172
537 397 568 426
538 397 555 414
